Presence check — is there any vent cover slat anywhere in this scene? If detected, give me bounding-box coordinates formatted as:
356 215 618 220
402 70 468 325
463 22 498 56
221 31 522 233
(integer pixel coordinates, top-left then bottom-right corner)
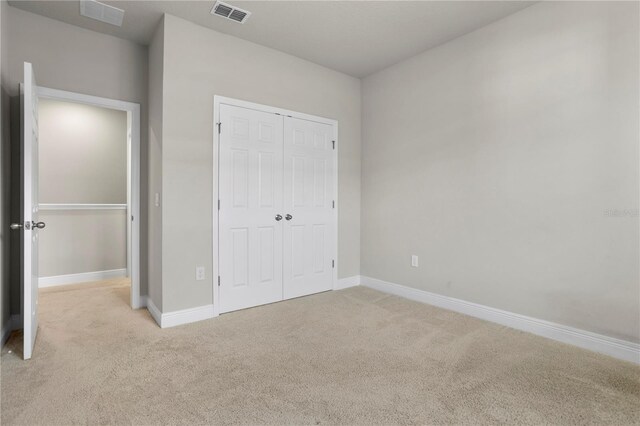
210 1 251 24
229 10 247 22
214 4 232 17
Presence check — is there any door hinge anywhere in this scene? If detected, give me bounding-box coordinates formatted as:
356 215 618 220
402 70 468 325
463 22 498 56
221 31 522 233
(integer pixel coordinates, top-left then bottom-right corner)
218 199 220 210
332 260 335 268
217 122 222 134
218 276 221 286
332 140 335 150
131 215 134 222
332 200 335 209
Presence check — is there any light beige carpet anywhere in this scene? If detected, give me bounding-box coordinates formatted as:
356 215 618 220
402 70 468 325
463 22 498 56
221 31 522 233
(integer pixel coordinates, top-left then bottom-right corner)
1 280 639 425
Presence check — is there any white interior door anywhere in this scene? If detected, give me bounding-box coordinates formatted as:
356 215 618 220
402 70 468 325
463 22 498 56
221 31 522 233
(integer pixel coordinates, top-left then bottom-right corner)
22 62 41 359
218 104 284 313
282 116 335 299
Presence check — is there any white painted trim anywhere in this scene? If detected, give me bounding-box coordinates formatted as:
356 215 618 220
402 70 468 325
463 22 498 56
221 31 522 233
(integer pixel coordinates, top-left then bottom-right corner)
37 86 142 309
215 96 338 126
37 87 137 112
332 121 339 293
147 298 162 327
147 299 215 329
126 110 132 290
335 275 361 290
39 203 127 211
361 276 640 365
212 96 339 316
161 304 216 328
39 269 127 288
212 97 221 318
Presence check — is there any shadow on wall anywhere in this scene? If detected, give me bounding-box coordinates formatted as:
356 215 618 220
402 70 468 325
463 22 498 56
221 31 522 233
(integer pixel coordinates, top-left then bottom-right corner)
7 94 22 326
1 87 11 330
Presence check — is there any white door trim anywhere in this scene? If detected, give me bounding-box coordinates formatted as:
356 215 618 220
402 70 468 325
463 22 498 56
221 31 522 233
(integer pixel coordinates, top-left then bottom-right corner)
212 96 339 316
37 86 143 309
39 203 127 211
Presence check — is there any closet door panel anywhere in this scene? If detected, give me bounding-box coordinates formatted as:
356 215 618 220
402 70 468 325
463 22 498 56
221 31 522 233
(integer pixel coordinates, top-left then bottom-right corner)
283 117 335 300
219 105 284 313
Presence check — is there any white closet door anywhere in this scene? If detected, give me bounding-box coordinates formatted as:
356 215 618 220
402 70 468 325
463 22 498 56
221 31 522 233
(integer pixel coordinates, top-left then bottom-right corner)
219 105 284 313
283 116 335 300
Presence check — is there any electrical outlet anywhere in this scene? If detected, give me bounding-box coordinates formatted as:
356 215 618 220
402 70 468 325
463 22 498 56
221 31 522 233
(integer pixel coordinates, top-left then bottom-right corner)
195 266 205 281
411 255 419 268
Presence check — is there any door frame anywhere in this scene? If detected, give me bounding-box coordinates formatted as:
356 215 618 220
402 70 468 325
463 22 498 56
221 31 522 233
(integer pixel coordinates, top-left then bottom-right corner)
37 87 142 309
212 95 338 316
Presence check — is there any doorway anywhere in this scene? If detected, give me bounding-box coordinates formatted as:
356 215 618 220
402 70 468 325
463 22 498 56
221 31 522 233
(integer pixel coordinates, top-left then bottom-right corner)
214 96 338 314
36 87 141 309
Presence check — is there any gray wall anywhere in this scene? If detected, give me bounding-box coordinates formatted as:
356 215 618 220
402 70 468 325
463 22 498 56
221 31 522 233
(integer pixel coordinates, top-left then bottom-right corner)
147 18 164 310
3 5 149 311
39 211 127 277
362 1 640 343
38 99 127 278
39 100 127 204
158 14 361 312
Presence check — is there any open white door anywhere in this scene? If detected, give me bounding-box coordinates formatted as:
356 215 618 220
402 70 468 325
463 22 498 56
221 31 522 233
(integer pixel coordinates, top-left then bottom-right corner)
22 62 42 359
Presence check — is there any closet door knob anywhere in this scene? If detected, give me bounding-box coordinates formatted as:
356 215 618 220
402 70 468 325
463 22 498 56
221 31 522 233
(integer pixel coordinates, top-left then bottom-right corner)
285 214 293 221
275 214 283 221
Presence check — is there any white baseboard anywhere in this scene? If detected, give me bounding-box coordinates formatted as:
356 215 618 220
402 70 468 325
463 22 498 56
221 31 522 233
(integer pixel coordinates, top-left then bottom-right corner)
147 298 162 327
39 269 127 288
147 298 215 329
335 275 361 290
162 304 215 328
361 276 640 365
1 314 22 348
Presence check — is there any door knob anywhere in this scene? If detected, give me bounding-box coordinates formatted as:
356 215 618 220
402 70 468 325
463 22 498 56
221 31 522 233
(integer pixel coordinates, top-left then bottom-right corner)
32 221 46 229
10 223 23 230
275 214 283 221
285 214 293 221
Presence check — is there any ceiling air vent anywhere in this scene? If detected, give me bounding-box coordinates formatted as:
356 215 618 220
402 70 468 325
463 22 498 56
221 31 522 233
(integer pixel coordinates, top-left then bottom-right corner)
211 1 251 24
80 0 124 27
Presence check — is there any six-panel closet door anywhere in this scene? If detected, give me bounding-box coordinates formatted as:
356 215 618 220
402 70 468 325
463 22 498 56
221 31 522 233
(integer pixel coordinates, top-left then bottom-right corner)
282 116 335 300
219 105 284 313
218 103 335 314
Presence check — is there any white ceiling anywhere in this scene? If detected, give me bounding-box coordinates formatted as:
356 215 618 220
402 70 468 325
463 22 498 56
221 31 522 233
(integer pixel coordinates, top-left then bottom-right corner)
8 1 536 77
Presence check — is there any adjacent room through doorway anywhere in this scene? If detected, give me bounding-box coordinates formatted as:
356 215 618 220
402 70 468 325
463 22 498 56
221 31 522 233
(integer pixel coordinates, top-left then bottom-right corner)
37 99 129 290
35 97 133 330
